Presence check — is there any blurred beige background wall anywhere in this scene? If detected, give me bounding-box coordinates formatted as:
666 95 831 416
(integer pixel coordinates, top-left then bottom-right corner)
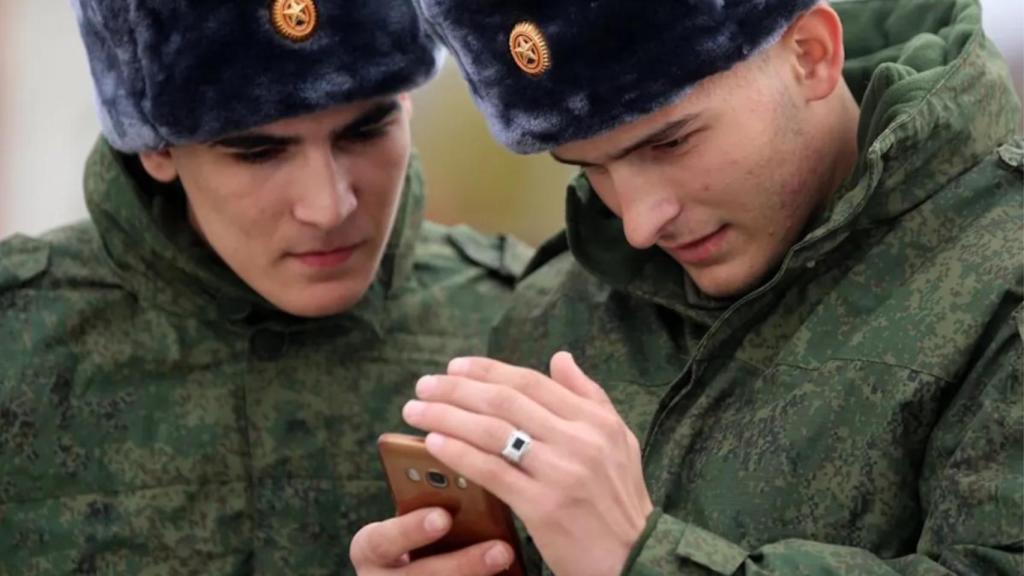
411 65 573 246
1 1 1021 245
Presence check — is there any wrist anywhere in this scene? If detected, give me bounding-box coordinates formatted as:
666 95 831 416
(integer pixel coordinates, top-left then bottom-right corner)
619 507 664 576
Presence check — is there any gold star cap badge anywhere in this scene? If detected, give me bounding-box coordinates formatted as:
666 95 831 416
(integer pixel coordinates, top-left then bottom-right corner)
509 21 551 77
271 0 318 42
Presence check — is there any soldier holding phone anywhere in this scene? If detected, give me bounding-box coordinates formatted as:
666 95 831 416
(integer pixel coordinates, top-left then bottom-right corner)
0 1 529 574
353 0 1023 574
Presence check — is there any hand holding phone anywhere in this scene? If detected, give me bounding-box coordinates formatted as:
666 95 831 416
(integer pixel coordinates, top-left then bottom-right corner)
348 506 516 575
375 433 525 575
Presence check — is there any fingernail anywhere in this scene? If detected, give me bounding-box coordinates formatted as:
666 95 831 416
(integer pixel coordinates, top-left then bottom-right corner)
424 510 449 534
416 376 438 397
448 357 470 374
402 400 425 420
484 545 511 569
425 432 446 452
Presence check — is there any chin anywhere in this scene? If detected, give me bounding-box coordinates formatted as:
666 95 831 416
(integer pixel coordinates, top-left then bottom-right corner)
693 280 747 299
688 266 764 299
281 299 356 318
272 279 373 318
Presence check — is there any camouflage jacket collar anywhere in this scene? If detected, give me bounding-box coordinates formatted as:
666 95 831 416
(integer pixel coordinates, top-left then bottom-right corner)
84 139 426 330
564 0 1020 325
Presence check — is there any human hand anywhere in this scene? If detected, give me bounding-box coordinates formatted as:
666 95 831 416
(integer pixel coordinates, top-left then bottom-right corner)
350 507 516 575
402 352 653 576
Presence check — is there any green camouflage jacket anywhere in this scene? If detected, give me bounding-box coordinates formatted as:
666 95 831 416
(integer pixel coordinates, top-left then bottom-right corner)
0 140 530 575
491 0 1023 574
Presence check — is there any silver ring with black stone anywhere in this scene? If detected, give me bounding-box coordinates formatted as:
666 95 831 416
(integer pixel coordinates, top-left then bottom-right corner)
501 429 532 466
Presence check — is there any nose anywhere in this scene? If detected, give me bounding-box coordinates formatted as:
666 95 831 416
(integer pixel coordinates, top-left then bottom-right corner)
292 149 358 230
609 164 680 250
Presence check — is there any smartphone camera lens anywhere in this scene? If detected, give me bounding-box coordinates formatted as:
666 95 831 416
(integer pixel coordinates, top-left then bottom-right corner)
426 470 448 489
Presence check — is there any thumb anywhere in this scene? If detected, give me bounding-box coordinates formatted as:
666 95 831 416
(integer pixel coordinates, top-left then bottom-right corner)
549 351 612 405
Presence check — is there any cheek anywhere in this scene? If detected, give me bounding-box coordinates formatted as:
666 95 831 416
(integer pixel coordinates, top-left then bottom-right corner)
685 151 748 210
226 180 290 242
696 147 793 243
354 142 411 223
750 166 812 250
776 155 820 224
182 169 288 260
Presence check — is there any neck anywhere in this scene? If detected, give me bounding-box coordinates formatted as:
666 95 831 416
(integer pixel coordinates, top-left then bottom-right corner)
826 83 861 195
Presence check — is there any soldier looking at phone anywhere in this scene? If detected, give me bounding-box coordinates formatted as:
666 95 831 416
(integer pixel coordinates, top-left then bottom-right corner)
352 0 1023 574
0 1 530 574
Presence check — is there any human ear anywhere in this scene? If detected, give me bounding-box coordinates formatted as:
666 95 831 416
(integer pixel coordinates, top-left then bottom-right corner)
780 3 846 103
137 148 179 183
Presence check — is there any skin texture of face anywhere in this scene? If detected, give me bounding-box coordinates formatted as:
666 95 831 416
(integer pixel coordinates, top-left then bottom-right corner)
139 95 414 318
552 4 860 298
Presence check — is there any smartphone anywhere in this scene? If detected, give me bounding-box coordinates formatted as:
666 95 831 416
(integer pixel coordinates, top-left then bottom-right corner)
377 433 525 575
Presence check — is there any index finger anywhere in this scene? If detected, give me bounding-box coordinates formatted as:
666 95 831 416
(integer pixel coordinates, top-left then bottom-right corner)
445 356 600 421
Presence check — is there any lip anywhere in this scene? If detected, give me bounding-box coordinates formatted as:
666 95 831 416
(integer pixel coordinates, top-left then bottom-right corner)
290 243 363 269
665 225 729 265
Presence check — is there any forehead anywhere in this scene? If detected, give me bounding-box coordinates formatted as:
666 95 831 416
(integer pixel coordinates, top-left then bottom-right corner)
171 96 405 158
550 88 704 160
247 96 400 135
550 57 772 159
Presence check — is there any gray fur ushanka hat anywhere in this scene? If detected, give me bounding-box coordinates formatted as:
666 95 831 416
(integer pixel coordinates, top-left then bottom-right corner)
413 0 817 153
71 0 443 152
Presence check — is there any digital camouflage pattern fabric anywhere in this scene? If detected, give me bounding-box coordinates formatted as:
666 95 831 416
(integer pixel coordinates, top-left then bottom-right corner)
0 140 531 575
491 0 1023 573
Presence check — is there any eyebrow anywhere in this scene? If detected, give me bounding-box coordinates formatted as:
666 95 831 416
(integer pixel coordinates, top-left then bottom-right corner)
550 113 700 167
211 133 298 150
337 99 401 138
210 99 401 150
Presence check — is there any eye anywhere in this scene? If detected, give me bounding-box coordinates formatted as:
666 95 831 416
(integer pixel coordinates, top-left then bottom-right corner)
651 136 687 152
232 147 283 164
348 125 389 142
650 128 701 154
342 117 398 146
